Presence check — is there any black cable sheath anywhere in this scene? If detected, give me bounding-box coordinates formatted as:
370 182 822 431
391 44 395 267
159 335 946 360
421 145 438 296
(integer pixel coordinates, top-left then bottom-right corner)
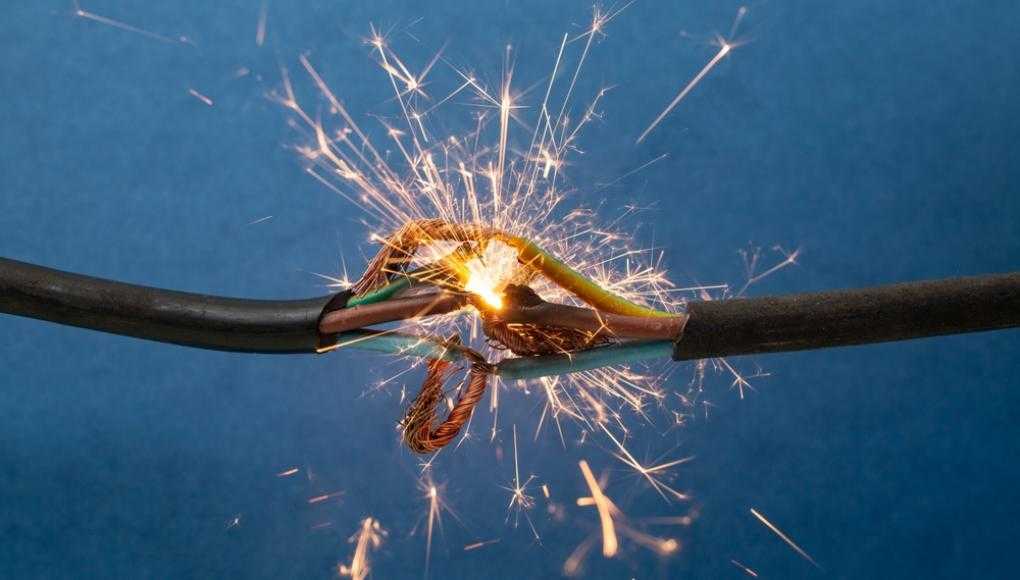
0 257 344 353
673 272 1020 360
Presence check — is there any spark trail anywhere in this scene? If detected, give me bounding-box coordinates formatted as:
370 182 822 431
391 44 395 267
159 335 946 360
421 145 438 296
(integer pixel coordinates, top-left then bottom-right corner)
188 88 214 106
72 1 190 45
636 5 750 144
601 425 692 502
256 0 268 46
338 517 387 580
750 507 821 569
577 459 618 558
636 41 731 144
569 460 683 575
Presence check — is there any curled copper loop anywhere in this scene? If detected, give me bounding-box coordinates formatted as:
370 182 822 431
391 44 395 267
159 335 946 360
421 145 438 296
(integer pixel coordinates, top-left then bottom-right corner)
401 338 494 453
352 219 487 295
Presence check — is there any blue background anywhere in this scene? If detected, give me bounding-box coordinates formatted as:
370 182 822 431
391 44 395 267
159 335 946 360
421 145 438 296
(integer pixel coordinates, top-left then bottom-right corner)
2 1 1018 578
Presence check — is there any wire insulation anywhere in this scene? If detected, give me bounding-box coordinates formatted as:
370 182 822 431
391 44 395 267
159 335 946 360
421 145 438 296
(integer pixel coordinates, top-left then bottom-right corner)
674 272 1020 360
319 292 466 334
0 257 336 353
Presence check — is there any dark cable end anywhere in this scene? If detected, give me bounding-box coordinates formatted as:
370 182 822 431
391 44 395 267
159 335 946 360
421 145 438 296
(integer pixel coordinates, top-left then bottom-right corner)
316 289 353 351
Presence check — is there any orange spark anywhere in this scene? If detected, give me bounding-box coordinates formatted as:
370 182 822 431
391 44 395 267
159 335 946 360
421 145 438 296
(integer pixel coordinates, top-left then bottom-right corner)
750 507 821 569
188 88 214 107
308 491 343 504
601 425 692 502
636 41 732 144
72 1 188 45
338 517 386 580
577 460 618 557
463 538 500 551
731 558 759 577
255 0 268 47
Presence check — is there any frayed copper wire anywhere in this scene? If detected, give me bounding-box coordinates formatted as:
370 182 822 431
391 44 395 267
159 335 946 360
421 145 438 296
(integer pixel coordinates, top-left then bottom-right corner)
351 220 437 295
481 317 610 356
399 291 612 455
398 287 618 453
479 285 611 356
401 338 494 453
352 220 486 295
399 313 606 454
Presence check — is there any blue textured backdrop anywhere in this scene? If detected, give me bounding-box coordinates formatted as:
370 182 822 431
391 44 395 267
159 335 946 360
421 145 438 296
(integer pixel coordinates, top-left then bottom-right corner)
1 1 1018 578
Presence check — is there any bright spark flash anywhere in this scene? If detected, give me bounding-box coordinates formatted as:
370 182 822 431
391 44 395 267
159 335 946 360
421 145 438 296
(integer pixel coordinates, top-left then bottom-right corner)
255 0 268 47
737 244 801 297
424 483 441 572
463 538 500 551
464 240 519 309
308 490 343 504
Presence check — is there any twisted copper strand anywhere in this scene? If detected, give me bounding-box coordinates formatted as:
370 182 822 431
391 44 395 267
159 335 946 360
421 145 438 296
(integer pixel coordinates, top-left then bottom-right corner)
402 345 492 453
478 285 611 356
352 220 484 295
481 316 610 356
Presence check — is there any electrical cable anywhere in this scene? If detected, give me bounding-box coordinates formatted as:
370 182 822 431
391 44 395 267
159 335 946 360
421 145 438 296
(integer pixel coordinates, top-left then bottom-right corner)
5 256 1018 454
0 257 337 354
673 272 1020 360
3 258 1018 359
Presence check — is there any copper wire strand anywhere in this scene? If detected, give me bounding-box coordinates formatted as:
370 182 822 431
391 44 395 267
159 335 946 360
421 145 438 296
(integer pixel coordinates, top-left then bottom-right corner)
477 287 613 356
401 338 493 453
352 219 464 295
481 316 611 356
